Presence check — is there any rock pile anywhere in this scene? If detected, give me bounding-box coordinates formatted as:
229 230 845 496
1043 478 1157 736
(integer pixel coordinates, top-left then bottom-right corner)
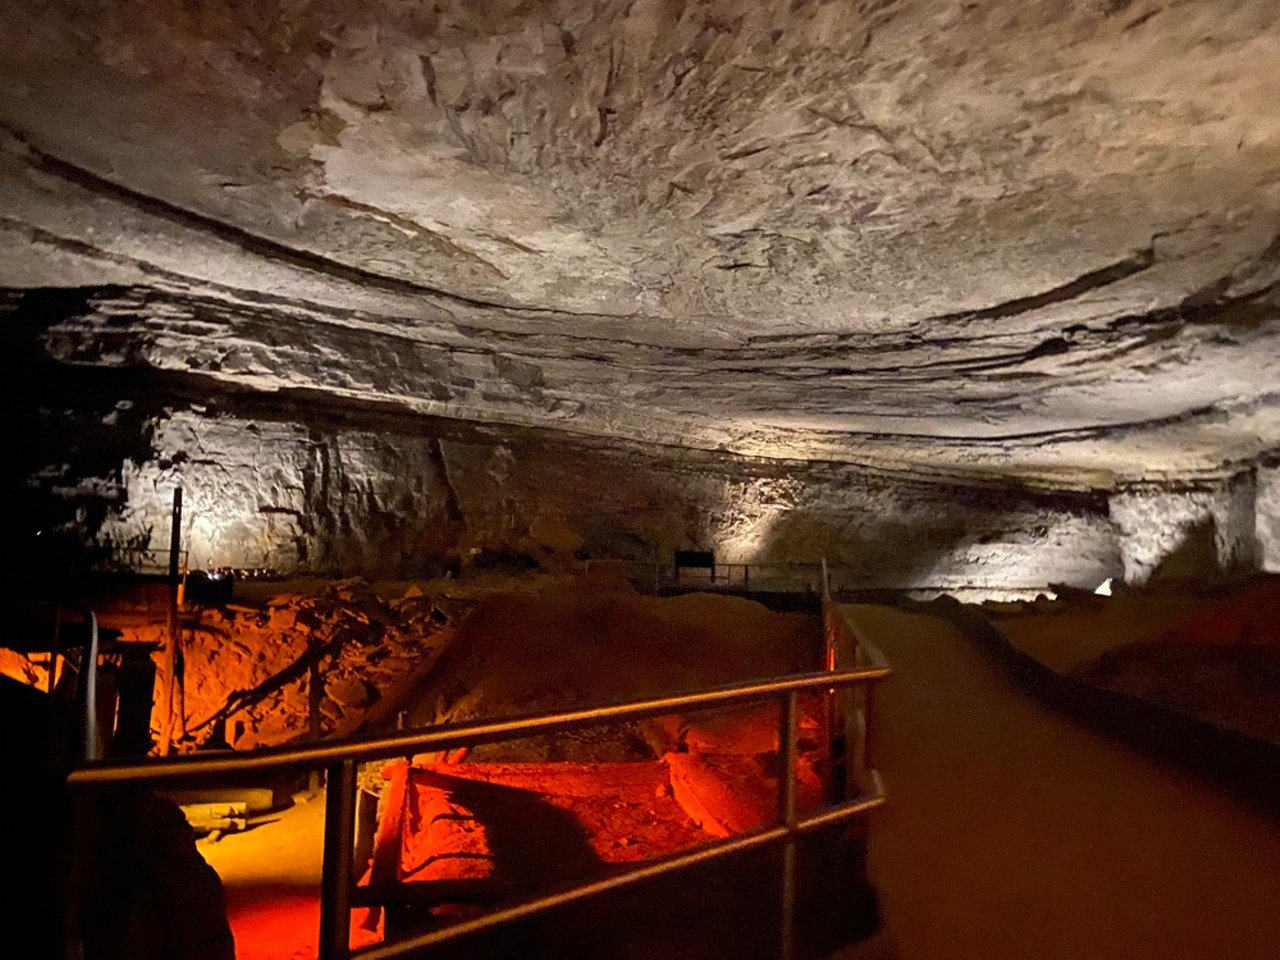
122 579 462 751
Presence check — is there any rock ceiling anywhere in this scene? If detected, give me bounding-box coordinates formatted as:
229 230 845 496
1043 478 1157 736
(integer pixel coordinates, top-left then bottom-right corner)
3 0 1280 486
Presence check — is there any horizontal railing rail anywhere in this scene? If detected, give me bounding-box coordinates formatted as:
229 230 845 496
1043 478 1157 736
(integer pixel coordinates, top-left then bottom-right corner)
67 660 889 960
355 776 888 960
67 667 887 785
582 557 1057 597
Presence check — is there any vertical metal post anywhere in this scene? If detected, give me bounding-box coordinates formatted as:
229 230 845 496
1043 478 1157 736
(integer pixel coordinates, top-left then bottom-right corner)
82 613 101 763
319 760 357 960
862 686 876 775
778 690 800 960
63 791 92 960
848 619 868 798
49 604 62 695
159 487 183 756
823 603 844 803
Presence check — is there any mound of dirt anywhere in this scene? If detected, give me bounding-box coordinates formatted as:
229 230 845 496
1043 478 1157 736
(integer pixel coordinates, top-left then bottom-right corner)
407 574 821 762
121 579 463 751
1156 576 1280 647
1072 575 1280 744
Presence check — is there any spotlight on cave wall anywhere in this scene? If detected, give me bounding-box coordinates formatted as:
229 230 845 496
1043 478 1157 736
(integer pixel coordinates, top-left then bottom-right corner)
710 477 802 563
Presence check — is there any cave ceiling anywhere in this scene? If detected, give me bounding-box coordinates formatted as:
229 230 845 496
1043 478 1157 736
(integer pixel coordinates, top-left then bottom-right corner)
3 0 1280 487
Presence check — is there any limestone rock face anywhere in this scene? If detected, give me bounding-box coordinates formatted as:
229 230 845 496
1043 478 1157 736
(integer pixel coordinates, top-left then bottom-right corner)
1109 477 1261 584
2 2 1279 579
1254 462 1280 574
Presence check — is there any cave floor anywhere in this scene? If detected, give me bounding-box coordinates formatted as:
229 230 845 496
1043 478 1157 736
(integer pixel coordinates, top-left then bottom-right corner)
195 792 374 960
848 603 1280 960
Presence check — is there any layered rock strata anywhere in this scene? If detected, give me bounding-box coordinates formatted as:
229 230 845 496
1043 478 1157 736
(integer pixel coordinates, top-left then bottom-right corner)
3 1 1279 584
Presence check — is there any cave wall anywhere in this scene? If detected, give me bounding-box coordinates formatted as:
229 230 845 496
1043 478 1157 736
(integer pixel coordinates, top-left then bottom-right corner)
95 413 462 574
17 371 1278 591
16 379 1130 590
1258 462 1280 573
13 362 1276 596
6 291 1271 592
1108 474 1261 585
3 2 1280 596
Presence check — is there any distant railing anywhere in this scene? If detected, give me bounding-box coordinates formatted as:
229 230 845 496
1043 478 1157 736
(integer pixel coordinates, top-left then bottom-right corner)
583 558 837 594
68 660 889 960
582 557 1059 600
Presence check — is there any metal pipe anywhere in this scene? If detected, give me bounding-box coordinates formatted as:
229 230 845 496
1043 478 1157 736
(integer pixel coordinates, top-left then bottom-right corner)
863 687 877 774
49 604 62 695
353 824 792 960
778 690 800 960
352 783 889 960
69 667 889 785
159 487 183 756
319 760 358 960
793 787 887 834
82 612 101 763
308 634 325 795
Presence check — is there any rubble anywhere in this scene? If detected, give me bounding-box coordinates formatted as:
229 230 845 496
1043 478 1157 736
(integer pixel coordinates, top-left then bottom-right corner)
118 578 464 752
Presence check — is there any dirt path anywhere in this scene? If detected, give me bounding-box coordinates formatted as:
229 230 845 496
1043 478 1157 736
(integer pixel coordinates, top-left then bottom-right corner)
843 603 1280 960
197 795 382 960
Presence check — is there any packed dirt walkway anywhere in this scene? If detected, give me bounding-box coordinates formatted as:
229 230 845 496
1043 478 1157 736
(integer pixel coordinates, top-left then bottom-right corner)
844 603 1280 960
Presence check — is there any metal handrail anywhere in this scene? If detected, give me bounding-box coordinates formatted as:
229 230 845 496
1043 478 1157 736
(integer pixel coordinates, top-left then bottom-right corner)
67 666 888 786
357 782 888 960
583 557 1056 596
81 612 100 763
67 658 889 960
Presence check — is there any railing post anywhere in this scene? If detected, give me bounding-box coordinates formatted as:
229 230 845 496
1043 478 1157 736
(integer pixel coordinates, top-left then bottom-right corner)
49 604 62 695
82 613 101 763
822 602 844 803
319 760 357 960
778 690 800 960
158 487 183 756
862 684 876 776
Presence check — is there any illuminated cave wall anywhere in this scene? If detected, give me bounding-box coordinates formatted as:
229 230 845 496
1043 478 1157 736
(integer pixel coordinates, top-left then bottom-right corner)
13 358 1272 590
18 389 1132 590
1108 475 1261 585
96 412 462 574
5 0 1280 598
1258 462 1280 573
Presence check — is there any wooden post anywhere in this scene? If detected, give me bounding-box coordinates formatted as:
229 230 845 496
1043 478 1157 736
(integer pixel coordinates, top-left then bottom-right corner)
158 488 183 756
